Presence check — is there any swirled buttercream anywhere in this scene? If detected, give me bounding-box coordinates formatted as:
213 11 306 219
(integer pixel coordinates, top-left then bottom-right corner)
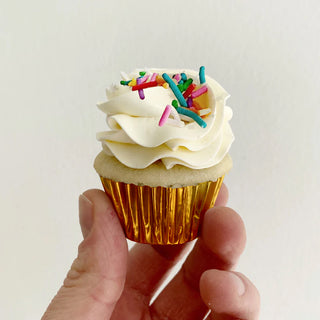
97 68 234 169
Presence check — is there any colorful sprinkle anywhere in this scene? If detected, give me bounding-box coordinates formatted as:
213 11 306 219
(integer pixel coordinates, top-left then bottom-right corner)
120 71 130 81
139 71 146 76
128 79 137 86
191 85 208 98
132 81 158 91
172 100 179 108
162 82 169 89
166 118 184 127
190 106 200 115
173 74 181 82
159 105 172 126
183 78 193 91
139 74 150 83
136 78 145 100
187 97 193 108
199 66 206 84
181 73 187 81
120 80 131 85
192 100 202 110
176 107 207 128
183 83 196 99
199 108 211 117
169 105 181 121
162 73 187 107
150 73 158 81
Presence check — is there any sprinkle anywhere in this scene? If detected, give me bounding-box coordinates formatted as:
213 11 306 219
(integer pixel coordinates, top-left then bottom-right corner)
159 105 171 126
131 81 158 91
176 107 207 128
139 71 146 76
181 73 187 81
191 85 208 98
179 114 194 122
162 73 187 107
199 66 206 84
192 100 202 110
150 73 158 81
183 78 193 90
162 83 169 89
190 107 200 115
173 74 181 82
156 75 165 85
139 74 150 83
199 108 211 116
136 78 145 100
177 83 184 92
183 83 196 98
128 79 137 86
120 80 131 85
187 97 193 108
169 104 181 121
120 71 130 81
166 118 184 127
178 79 184 85
172 100 179 108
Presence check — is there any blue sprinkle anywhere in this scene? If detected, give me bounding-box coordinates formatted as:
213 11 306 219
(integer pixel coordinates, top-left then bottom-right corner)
178 79 184 85
176 107 207 128
181 73 187 81
199 66 206 84
162 73 187 107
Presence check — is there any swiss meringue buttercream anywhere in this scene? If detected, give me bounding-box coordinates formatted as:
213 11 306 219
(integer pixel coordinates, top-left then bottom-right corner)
96 68 234 170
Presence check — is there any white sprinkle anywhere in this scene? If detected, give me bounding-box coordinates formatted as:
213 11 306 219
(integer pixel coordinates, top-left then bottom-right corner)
120 71 130 81
199 108 211 116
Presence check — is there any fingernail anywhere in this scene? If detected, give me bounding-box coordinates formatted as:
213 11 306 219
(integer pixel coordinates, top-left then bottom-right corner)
229 272 246 296
79 194 93 238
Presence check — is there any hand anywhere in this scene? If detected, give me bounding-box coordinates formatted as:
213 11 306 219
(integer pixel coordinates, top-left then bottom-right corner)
42 185 260 320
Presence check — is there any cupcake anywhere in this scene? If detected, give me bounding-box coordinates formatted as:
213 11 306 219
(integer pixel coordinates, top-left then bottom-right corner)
94 67 234 245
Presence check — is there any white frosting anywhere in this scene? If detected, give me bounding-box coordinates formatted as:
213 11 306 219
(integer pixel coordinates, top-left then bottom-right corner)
97 68 234 169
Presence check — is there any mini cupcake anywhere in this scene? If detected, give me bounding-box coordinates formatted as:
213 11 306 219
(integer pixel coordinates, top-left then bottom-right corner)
94 67 234 245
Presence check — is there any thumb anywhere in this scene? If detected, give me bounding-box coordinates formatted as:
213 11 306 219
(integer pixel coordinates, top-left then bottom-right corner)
42 189 128 320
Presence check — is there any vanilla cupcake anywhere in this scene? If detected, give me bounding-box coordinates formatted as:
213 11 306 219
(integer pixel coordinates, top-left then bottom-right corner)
94 67 234 244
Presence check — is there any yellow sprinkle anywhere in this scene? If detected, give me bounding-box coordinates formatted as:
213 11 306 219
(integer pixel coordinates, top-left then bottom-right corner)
128 79 136 86
162 83 169 89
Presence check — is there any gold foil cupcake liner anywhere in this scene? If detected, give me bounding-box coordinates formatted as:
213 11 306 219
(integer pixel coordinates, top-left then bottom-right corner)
100 176 224 245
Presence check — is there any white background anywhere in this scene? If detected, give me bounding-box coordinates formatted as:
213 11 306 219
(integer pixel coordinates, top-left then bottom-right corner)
1 1 319 319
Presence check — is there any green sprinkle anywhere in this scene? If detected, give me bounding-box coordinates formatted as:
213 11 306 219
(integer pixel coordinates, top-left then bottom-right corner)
172 100 179 108
177 84 184 92
139 71 146 76
183 78 193 90
120 80 131 85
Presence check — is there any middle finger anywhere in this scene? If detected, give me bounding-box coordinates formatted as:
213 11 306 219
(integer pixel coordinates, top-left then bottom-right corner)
149 206 246 320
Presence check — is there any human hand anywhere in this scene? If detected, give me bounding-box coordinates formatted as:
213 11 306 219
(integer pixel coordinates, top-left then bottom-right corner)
42 185 260 320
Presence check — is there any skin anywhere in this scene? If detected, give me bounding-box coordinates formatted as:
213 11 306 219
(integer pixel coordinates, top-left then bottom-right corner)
42 184 260 320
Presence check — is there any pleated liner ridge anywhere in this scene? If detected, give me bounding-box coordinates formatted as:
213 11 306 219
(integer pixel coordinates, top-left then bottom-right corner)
100 176 224 245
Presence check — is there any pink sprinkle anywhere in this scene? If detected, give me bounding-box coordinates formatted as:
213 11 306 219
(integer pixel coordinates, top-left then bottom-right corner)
150 73 158 81
137 78 145 99
140 74 150 83
191 85 208 98
159 105 171 126
173 74 181 82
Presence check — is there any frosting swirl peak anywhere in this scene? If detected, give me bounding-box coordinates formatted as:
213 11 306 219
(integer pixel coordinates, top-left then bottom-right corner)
97 68 234 169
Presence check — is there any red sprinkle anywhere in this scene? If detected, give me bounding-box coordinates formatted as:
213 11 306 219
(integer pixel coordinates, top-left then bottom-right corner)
183 83 197 98
132 81 158 91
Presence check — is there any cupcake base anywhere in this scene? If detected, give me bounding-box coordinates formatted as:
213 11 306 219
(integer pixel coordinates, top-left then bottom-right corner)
100 176 224 245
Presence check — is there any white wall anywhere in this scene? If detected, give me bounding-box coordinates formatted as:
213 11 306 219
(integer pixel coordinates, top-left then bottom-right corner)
1 1 319 319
